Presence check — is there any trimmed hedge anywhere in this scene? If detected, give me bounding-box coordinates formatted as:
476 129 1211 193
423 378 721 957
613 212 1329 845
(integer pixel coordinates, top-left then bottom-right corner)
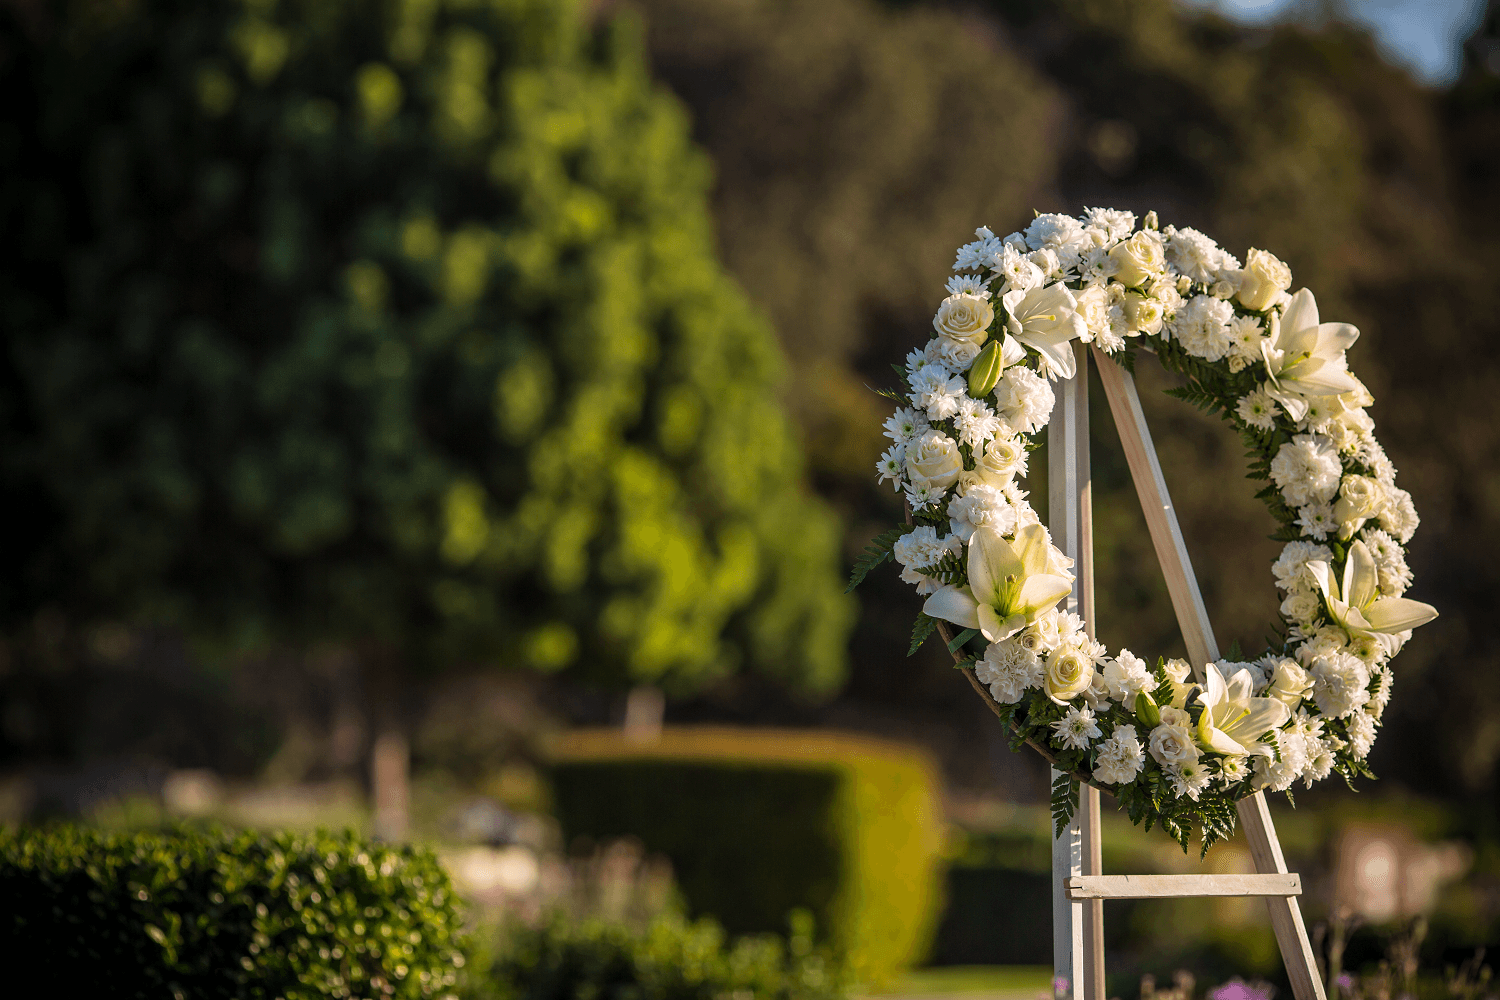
548 727 944 987
470 911 842 1000
0 825 465 999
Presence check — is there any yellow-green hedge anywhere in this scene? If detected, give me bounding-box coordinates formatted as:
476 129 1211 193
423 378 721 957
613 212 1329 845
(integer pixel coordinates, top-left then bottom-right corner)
549 727 944 987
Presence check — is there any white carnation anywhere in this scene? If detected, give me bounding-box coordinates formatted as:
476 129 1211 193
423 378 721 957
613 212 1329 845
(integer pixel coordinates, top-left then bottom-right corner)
1164 225 1240 284
1361 527 1412 596
1270 434 1343 507
1378 487 1419 544
892 525 961 571
947 485 1017 543
1092 724 1146 785
1083 207 1136 241
1102 650 1153 704
975 638 1043 704
1300 738 1336 787
1025 213 1089 253
1272 541 1334 591
1172 294 1235 361
993 366 1056 435
1308 651 1371 719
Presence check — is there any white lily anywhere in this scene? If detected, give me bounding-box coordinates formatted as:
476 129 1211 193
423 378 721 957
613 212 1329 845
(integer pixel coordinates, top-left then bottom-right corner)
1309 539 1437 640
923 523 1074 642
1001 282 1088 380
1194 662 1289 757
1260 289 1360 421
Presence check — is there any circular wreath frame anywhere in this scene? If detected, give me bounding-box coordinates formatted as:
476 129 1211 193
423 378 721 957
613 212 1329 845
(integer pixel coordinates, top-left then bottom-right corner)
856 209 1435 854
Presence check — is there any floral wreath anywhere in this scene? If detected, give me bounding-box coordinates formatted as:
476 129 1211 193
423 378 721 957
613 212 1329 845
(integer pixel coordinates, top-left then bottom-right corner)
849 208 1438 853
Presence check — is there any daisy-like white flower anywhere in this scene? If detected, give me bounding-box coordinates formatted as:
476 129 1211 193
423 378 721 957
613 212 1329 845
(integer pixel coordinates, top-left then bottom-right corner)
1052 705 1101 750
954 396 1003 449
1166 758 1214 801
910 367 968 422
1296 503 1336 541
1218 755 1250 787
1236 386 1284 431
946 273 990 296
876 445 905 491
904 481 941 511
882 406 927 443
954 226 1005 272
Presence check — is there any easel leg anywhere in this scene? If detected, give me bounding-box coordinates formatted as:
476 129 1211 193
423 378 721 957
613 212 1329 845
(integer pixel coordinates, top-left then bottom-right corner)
1081 785 1105 1000
1239 793 1327 1000
1052 769 1085 997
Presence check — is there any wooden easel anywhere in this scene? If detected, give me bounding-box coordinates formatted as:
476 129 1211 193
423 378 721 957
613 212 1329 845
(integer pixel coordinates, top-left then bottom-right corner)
951 342 1326 1000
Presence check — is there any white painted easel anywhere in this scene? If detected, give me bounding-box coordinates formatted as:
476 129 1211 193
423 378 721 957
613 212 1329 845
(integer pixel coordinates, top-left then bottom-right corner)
949 342 1326 1000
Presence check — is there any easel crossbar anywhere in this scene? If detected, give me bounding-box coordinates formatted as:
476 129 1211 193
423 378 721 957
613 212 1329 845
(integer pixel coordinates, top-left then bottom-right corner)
1066 874 1301 900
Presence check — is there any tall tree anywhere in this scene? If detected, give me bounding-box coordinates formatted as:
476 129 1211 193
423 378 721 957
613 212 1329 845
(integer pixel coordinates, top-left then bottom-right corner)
0 0 852 831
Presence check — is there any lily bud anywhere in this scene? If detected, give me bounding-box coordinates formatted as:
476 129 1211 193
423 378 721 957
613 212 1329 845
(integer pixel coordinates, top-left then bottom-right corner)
1143 210 1159 231
967 340 1004 398
1134 690 1161 728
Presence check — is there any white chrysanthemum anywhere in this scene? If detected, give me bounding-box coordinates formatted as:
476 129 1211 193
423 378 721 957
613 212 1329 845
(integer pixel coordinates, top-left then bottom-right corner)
993 366 1056 435
1295 502 1336 541
882 407 927 443
1102 650 1153 703
1378 487 1419 544
892 525 961 571
1368 667 1393 721
1270 434 1343 507
1077 246 1116 285
876 445 905 490
909 367 968 421
1300 738 1336 787
1227 314 1265 362
904 481 941 512
1272 541 1334 591
1166 758 1214 801
1236 387 1281 431
1054 612 1085 646
1309 651 1371 719
1084 207 1136 241
1172 294 1235 361
1052 705 1102 751
1346 710 1377 758
1094 326 1127 353
1093 724 1146 785
1288 709 1324 741
1361 528 1413 596
1164 225 1240 283
1025 213 1089 253
947 485 1017 543
953 396 1003 448
1357 438 1397 485
1218 755 1250 787
993 243 1043 293
954 226 1005 272
946 273 990 296
905 347 946 380
975 638 1043 704
1253 746 1301 793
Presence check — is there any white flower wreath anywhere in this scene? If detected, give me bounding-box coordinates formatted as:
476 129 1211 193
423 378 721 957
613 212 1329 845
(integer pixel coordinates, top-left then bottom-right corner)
850 208 1438 852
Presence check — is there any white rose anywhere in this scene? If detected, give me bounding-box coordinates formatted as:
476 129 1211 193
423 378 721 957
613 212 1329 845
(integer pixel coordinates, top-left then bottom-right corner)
1266 658 1313 708
904 429 963 492
1236 248 1292 312
1122 294 1165 336
1332 474 1386 539
975 434 1026 487
1148 721 1200 766
933 292 994 346
1107 231 1165 288
1044 647 1095 705
1279 589 1322 626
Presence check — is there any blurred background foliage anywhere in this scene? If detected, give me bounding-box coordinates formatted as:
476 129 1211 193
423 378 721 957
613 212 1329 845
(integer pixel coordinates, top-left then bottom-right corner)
0 0 1498 989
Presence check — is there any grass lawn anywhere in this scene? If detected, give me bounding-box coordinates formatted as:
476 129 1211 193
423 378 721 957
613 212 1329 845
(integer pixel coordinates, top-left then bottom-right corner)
873 965 1052 999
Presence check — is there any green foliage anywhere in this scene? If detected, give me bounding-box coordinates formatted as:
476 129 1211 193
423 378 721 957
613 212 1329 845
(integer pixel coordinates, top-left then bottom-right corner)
845 527 904 593
468 911 842 1000
548 728 944 988
0 825 464 998
907 613 937 656
0 0 851 695
1050 772 1080 837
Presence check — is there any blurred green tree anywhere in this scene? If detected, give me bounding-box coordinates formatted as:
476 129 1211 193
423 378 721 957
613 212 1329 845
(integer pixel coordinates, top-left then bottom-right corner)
0 0 852 830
